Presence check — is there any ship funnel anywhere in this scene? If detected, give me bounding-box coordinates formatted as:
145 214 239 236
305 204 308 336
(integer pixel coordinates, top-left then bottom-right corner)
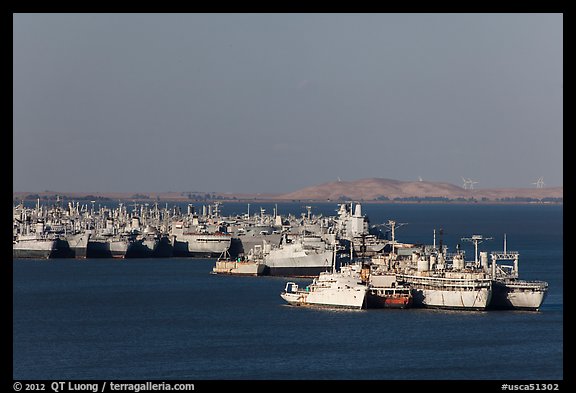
354 203 362 217
35 222 45 235
480 251 489 271
417 256 429 272
453 254 464 270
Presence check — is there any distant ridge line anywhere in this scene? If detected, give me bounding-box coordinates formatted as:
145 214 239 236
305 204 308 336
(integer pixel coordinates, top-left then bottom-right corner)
274 177 563 202
12 178 563 203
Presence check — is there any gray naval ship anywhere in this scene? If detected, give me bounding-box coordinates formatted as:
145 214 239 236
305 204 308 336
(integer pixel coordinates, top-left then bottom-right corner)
13 203 73 258
261 202 388 277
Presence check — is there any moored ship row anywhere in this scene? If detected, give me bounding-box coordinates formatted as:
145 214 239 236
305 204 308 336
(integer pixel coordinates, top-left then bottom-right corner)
13 199 549 311
277 225 547 311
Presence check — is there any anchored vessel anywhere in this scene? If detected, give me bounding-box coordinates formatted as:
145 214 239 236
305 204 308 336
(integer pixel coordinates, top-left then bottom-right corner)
364 268 413 309
280 272 368 309
372 235 494 310
13 219 73 259
264 234 340 277
171 224 232 258
280 246 368 309
212 250 266 276
487 236 548 310
13 234 72 259
64 231 90 258
397 271 493 310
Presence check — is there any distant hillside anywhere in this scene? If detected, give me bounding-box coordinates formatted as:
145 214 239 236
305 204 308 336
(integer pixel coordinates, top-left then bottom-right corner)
13 178 563 203
274 178 563 202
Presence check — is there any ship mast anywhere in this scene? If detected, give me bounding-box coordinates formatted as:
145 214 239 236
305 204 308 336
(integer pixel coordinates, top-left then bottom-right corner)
384 220 407 256
461 234 493 267
332 241 337 274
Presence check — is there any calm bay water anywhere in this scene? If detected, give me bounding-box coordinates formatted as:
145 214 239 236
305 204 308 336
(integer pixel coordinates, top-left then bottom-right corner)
13 203 563 380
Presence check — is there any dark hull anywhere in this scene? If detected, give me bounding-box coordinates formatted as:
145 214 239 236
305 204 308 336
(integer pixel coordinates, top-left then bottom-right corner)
13 249 53 259
228 238 243 259
366 293 413 309
172 240 224 258
86 241 110 258
263 266 331 277
70 247 87 258
86 241 126 258
13 239 73 259
488 281 546 311
152 237 174 258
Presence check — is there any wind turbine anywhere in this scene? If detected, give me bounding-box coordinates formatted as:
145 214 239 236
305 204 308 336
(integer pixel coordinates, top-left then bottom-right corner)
532 177 544 189
461 177 478 190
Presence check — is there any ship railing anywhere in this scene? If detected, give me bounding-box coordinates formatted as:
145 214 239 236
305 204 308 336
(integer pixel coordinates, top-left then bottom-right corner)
499 279 549 288
490 251 519 260
397 274 492 289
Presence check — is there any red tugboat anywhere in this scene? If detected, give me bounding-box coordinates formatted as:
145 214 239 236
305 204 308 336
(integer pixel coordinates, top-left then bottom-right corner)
361 266 413 309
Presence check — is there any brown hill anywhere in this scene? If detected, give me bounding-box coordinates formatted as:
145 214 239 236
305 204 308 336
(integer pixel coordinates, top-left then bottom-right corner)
13 178 563 203
274 178 563 201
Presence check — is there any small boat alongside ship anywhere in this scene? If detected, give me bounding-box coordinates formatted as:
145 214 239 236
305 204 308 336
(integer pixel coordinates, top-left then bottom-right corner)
212 250 266 276
363 269 413 309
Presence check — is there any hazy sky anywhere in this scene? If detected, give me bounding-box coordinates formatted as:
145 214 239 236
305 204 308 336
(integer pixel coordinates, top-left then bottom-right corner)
13 13 563 194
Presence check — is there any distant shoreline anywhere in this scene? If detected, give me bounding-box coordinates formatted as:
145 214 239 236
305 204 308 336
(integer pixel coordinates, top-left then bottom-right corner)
12 193 562 205
12 178 563 205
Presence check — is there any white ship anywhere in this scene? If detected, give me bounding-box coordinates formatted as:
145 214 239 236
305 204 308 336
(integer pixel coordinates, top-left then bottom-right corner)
487 236 548 311
397 271 493 310
264 233 339 277
378 239 493 310
280 251 368 309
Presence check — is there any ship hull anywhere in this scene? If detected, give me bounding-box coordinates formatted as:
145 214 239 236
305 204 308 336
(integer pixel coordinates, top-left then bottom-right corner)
264 266 332 277
124 239 153 258
397 274 493 310
152 236 174 258
212 260 266 276
86 239 111 258
410 288 492 310
13 238 73 259
366 291 413 309
86 238 128 258
489 280 548 311
264 249 337 277
172 234 231 258
71 246 87 259
281 289 366 309
234 233 282 256
65 232 90 258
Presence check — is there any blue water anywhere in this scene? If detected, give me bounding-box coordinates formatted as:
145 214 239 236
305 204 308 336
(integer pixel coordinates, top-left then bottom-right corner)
13 203 563 380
